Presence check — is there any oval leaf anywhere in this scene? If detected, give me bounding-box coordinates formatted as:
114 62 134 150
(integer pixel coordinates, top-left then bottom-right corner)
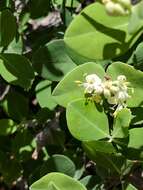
64 2 141 60
112 108 131 139
30 172 87 190
36 80 57 110
0 53 35 89
40 154 76 177
66 99 109 141
32 39 76 81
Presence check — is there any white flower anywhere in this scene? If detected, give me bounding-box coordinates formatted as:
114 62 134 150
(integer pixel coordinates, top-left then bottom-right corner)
115 90 130 103
85 74 102 85
83 74 103 94
77 73 133 114
104 75 131 114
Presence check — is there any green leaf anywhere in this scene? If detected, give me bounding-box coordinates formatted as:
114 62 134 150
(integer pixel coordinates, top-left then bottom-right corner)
12 128 34 160
131 107 143 126
0 119 17 136
128 128 143 149
30 172 87 190
107 62 143 107
126 184 138 190
40 154 76 177
112 108 131 139
0 53 35 89
128 42 143 71
84 142 125 175
80 175 101 190
0 9 17 47
83 141 116 154
64 2 141 60
32 39 76 81
36 80 57 110
52 62 105 107
128 0 143 34
1 159 22 184
66 99 109 141
4 91 29 122
4 37 23 54
48 182 59 190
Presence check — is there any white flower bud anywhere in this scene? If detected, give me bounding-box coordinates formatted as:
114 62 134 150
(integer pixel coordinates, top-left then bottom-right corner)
110 85 119 93
118 0 131 9
117 75 126 81
116 90 130 102
105 2 125 16
104 88 111 98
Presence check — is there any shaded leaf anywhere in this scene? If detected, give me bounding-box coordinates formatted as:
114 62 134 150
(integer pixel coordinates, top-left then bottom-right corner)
36 80 57 110
0 9 17 47
0 53 34 89
0 119 17 136
32 39 76 81
4 91 29 122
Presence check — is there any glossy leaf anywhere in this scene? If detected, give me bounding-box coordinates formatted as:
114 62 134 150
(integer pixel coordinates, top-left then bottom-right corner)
64 2 141 60
32 40 76 81
52 62 105 107
40 154 76 177
30 172 87 190
0 53 35 89
66 99 109 141
107 62 143 107
36 80 57 110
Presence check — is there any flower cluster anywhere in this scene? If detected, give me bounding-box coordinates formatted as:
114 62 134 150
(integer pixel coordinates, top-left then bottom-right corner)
78 74 133 115
102 0 131 16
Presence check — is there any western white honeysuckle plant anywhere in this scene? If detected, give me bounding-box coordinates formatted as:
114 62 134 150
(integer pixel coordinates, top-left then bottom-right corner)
29 1 143 189
52 61 143 188
1 0 143 190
